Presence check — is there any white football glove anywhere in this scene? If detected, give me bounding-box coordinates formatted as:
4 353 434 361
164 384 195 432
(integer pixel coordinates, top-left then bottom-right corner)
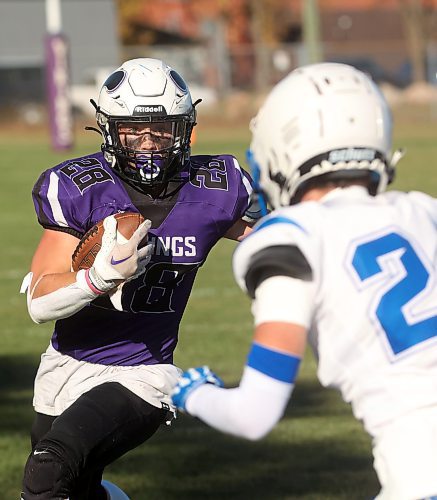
87 215 152 293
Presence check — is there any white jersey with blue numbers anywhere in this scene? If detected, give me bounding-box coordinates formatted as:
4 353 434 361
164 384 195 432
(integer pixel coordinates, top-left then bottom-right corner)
233 186 437 436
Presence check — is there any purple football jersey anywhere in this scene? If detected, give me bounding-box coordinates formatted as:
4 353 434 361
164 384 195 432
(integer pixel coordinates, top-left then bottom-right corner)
32 152 253 366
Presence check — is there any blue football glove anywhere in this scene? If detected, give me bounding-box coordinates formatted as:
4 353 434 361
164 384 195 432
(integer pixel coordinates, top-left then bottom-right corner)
171 366 224 412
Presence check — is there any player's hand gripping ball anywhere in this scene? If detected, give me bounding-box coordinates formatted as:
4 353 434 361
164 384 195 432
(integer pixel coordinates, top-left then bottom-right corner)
72 212 146 272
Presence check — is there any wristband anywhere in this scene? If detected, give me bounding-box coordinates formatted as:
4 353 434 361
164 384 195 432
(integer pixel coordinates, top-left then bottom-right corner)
247 342 301 384
85 267 116 294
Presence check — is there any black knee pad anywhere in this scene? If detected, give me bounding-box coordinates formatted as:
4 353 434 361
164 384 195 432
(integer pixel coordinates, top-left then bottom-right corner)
22 447 72 499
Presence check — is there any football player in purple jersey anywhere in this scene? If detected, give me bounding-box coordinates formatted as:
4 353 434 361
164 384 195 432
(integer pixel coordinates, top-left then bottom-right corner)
20 58 259 500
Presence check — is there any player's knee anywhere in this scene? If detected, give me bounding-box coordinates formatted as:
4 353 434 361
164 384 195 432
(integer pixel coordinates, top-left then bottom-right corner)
21 447 72 499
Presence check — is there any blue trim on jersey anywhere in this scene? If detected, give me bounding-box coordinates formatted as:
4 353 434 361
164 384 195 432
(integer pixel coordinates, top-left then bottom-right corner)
247 343 301 383
255 215 307 234
246 149 269 216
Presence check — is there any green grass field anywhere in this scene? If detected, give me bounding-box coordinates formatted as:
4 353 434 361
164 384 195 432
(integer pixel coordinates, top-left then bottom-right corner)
1 107 437 498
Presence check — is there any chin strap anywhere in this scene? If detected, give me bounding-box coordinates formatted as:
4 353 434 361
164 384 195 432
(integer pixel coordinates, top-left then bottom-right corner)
391 148 405 167
387 148 405 184
90 98 99 112
84 126 102 136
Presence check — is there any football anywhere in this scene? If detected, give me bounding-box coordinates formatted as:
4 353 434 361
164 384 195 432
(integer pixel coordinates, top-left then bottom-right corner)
71 212 145 271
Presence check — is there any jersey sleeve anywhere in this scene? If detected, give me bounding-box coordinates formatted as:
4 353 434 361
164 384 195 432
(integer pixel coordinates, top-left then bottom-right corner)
200 155 257 237
232 206 319 297
31 154 121 238
242 193 265 223
235 164 264 224
408 191 437 228
230 156 257 222
32 168 84 238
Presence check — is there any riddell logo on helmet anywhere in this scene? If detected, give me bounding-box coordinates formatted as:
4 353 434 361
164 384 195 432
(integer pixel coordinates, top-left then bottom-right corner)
133 105 167 115
329 148 376 163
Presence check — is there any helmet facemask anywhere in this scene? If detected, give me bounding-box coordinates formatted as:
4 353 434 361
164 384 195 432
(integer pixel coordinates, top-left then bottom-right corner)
98 111 194 188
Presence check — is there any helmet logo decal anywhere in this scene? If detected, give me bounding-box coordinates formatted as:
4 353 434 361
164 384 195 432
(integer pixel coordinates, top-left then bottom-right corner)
133 105 167 116
299 149 385 176
328 148 376 164
103 70 126 93
169 70 188 93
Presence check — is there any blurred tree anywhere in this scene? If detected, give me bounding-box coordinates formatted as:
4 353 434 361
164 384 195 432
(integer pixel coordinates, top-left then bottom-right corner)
195 0 297 91
114 0 300 90
116 0 144 44
250 0 296 91
398 0 430 83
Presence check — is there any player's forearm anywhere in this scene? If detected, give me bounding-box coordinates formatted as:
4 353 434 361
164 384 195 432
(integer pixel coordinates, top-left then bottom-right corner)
31 271 78 298
26 270 100 324
185 366 293 440
224 219 253 241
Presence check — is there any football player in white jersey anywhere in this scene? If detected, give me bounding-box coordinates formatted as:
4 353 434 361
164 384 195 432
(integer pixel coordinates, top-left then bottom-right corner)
171 62 437 500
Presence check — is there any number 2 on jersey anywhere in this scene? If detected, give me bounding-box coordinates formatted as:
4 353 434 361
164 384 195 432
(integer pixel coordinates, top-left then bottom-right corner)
351 232 437 355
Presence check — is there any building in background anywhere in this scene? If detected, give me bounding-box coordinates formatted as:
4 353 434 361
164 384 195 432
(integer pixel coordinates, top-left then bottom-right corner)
1 0 436 123
118 0 437 94
0 0 120 120
321 0 437 88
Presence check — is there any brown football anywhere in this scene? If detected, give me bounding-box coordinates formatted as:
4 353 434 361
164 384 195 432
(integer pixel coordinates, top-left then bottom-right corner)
71 212 145 271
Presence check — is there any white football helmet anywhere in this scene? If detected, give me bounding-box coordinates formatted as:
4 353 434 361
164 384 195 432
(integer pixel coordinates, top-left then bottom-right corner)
247 62 400 209
94 58 198 188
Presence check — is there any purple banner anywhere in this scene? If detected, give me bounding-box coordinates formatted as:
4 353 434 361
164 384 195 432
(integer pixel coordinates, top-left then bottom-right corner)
45 33 74 150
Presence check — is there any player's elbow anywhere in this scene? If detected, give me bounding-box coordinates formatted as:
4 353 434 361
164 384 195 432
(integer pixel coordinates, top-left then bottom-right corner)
237 421 274 441
228 401 282 441
27 294 66 323
30 314 45 325
28 301 51 324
